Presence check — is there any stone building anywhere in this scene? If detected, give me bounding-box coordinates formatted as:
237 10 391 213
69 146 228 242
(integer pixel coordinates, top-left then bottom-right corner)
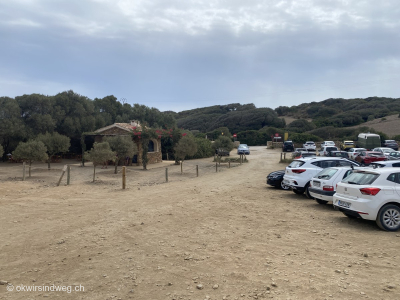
93 120 162 166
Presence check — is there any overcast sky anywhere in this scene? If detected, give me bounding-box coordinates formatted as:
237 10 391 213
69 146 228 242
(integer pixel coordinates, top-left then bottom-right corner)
1 0 399 112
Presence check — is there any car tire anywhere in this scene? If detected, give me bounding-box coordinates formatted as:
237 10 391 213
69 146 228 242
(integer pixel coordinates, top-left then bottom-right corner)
305 183 313 199
280 180 290 190
376 204 400 231
316 199 328 205
293 189 304 195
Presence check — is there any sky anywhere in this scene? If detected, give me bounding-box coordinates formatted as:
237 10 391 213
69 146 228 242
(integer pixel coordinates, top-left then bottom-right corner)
1 0 400 112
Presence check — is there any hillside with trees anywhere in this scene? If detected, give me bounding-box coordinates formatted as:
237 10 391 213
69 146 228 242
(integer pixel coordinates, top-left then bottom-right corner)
2 92 400 158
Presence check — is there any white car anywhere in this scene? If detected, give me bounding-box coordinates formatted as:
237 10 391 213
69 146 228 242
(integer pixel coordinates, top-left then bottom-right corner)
303 141 316 151
372 147 396 157
309 167 358 204
283 157 360 198
319 146 338 156
347 148 366 160
370 161 400 168
320 141 336 149
333 168 400 231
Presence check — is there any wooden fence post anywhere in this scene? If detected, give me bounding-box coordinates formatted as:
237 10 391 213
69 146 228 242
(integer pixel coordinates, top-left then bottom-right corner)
196 165 199 177
229 161 231 168
216 162 218 172
22 162 26 181
165 168 168 182
57 165 68 186
122 166 126 189
180 162 183 174
67 165 71 185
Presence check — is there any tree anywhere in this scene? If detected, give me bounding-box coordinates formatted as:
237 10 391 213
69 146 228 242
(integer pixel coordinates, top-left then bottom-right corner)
105 136 137 173
0 144 4 158
213 136 234 159
174 135 198 162
84 142 116 182
85 142 115 182
37 132 71 169
12 140 48 177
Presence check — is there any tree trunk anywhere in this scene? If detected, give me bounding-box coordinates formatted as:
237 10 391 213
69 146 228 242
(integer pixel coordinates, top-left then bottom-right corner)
93 165 96 182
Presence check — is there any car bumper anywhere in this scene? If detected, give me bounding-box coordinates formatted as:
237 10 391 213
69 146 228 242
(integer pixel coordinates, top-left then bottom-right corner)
267 178 281 187
237 151 250 155
308 188 335 202
332 193 378 220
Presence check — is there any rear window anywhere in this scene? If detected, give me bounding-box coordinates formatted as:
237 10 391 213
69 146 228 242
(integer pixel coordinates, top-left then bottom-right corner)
342 172 379 185
315 168 338 180
288 160 305 168
326 147 338 151
367 152 385 157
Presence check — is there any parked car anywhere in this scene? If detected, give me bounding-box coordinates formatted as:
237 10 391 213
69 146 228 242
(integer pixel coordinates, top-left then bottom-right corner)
292 148 308 158
355 151 386 166
347 148 367 160
340 140 355 151
333 168 400 231
320 141 336 150
303 141 316 151
372 147 396 157
381 140 399 151
387 151 400 160
283 157 360 198
320 146 339 156
237 144 250 155
309 167 358 205
370 161 400 168
266 170 290 190
282 140 294 152
326 150 349 158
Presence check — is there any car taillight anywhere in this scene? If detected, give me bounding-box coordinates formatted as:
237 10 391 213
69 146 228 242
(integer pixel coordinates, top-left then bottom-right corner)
359 187 381 196
292 169 306 174
323 185 334 191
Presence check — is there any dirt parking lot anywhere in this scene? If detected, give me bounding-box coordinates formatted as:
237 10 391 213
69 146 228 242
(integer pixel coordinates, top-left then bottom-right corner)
0 147 399 300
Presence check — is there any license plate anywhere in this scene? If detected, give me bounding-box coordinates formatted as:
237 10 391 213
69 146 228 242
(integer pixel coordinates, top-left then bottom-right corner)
313 181 320 187
338 200 351 209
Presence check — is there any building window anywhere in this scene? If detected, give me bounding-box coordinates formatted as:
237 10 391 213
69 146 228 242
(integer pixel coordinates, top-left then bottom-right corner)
148 140 155 152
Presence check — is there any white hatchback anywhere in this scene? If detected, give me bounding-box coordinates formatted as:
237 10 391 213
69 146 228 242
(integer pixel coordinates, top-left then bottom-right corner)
347 148 366 160
309 167 358 204
333 168 400 231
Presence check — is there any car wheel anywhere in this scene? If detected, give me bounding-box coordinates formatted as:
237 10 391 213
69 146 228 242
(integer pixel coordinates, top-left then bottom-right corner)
280 180 290 190
305 183 314 199
376 204 400 231
293 189 304 195
316 199 328 205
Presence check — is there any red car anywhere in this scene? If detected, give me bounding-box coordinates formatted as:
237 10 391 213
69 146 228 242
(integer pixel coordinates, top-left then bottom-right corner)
355 151 386 166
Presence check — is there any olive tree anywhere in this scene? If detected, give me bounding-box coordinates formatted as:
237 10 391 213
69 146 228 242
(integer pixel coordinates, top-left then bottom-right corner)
104 136 137 173
84 142 116 182
12 140 48 177
213 136 234 160
174 135 198 162
36 132 70 169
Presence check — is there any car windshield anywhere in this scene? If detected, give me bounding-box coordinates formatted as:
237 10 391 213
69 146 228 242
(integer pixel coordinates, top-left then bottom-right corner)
315 168 338 179
344 142 353 145
288 160 305 168
327 147 337 151
342 172 379 185
383 149 395 153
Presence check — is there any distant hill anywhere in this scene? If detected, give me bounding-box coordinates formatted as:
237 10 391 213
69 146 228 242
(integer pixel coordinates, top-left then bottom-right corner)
175 103 285 133
350 114 400 137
